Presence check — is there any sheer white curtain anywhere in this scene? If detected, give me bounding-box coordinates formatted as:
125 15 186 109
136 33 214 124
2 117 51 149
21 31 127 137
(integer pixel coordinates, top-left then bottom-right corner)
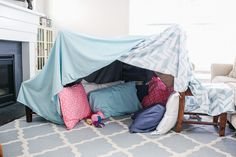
129 0 236 71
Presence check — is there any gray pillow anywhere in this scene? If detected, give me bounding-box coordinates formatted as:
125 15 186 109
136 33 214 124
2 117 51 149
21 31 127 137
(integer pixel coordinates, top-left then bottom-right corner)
81 80 124 94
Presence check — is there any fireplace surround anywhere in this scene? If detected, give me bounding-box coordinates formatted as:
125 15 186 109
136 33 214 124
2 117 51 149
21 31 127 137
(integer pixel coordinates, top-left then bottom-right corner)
0 0 43 125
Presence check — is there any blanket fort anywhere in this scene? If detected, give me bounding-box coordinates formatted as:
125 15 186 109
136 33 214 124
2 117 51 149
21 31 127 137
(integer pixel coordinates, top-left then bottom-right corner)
17 25 235 124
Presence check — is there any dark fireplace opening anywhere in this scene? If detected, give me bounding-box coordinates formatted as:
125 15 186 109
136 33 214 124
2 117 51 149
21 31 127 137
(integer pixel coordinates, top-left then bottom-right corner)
0 40 23 126
0 55 15 107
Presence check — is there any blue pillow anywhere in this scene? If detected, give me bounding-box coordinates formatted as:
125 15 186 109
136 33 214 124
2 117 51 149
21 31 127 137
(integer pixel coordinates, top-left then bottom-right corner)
88 81 142 118
129 104 166 133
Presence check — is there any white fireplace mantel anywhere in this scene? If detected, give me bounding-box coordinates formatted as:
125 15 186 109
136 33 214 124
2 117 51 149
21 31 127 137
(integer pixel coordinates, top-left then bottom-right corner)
0 0 44 80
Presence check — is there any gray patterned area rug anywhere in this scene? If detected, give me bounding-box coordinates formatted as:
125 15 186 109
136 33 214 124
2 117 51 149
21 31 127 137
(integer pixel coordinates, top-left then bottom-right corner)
0 115 236 157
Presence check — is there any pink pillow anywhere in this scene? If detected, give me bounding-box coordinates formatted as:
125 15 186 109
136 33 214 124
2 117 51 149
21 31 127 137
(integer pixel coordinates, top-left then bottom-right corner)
142 76 173 108
58 83 91 129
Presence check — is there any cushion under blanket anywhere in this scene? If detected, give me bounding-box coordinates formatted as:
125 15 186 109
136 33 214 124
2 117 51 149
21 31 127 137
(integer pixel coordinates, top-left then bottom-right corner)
88 81 142 118
129 104 166 133
81 80 124 94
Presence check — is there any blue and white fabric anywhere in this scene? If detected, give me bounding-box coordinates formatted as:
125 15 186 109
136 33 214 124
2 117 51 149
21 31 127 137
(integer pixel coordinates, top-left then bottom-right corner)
119 26 235 116
17 25 235 124
186 83 235 116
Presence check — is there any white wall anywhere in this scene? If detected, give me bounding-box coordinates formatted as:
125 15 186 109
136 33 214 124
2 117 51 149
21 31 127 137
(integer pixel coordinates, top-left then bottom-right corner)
34 0 47 15
48 0 129 37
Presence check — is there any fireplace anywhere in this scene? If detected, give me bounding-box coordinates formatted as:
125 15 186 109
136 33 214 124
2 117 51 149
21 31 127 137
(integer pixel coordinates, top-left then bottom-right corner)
0 55 15 107
0 1 42 125
0 41 24 125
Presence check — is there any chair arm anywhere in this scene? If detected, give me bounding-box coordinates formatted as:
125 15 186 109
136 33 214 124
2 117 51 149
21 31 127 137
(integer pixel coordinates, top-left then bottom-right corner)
211 64 233 80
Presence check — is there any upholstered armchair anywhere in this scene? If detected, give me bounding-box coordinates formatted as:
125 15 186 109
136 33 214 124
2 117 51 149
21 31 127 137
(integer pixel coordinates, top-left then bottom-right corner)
211 63 236 129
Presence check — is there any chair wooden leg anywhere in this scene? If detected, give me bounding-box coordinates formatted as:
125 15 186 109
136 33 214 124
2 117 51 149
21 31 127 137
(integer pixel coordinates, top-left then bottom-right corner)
213 115 219 123
0 144 3 157
25 106 32 122
176 92 185 133
219 113 227 136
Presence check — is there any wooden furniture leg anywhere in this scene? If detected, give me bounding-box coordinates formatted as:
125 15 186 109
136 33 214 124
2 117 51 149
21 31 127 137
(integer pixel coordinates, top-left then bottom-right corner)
219 113 227 136
0 144 3 157
213 115 219 123
176 88 227 136
176 92 185 133
25 106 33 122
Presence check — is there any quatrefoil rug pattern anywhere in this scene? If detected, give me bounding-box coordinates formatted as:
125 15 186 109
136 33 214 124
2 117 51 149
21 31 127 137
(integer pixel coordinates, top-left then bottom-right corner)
0 115 236 157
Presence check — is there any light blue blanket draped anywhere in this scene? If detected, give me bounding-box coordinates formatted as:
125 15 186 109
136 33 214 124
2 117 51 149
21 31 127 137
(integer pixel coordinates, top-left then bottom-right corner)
17 25 235 124
17 31 147 124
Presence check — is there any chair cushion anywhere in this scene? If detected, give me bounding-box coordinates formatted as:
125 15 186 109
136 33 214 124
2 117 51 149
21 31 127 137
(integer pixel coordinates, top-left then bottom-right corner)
129 104 166 133
88 81 142 118
141 76 173 107
59 84 91 129
212 76 236 83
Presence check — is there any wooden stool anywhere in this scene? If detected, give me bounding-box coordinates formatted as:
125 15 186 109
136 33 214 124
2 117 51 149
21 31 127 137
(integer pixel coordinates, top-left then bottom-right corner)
175 89 227 136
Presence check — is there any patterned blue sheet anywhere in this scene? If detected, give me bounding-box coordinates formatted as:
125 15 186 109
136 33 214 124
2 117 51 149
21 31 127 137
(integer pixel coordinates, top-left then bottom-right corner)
119 25 235 116
186 83 235 115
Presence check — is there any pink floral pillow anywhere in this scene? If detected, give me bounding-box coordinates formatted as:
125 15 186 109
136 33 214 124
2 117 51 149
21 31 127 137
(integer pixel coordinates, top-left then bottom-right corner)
58 83 91 129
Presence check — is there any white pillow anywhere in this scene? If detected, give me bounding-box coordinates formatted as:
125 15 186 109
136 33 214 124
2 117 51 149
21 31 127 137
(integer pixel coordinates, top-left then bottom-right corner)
151 92 179 135
81 80 124 94
229 57 236 78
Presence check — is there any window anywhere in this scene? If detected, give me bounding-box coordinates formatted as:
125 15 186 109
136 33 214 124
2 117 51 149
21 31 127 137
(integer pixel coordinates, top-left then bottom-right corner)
36 26 54 71
129 0 236 71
